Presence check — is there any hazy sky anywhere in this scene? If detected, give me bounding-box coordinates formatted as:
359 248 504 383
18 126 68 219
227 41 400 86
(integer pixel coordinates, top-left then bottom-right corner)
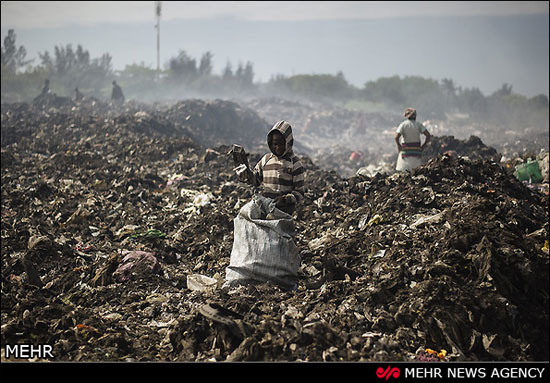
2 1 549 97
2 1 548 26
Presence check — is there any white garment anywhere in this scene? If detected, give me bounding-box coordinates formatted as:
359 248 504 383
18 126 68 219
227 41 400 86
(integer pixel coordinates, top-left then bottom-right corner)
396 152 423 171
396 119 427 143
395 119 428 171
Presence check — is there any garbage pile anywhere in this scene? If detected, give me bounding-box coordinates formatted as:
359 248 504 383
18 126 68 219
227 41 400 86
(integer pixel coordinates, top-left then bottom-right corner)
426 117 550 162
422 135 501 162
161 99 269 149
3 98 268 150
1 100 548 362
33 92 73 109
246 98 549 179
246 97 401 177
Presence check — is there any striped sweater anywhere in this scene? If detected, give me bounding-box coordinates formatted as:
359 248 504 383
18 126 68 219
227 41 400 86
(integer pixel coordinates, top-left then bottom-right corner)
251 121 305 201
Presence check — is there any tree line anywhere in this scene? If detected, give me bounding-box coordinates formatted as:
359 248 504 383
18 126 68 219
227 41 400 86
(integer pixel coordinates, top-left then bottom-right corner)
2 29 548 130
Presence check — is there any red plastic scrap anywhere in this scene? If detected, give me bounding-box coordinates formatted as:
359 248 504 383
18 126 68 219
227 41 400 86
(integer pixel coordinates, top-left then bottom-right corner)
75 242 92 252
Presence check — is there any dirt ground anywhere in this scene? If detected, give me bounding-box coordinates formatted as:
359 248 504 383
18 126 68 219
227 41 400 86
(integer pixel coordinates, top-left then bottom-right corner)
1 98 548 362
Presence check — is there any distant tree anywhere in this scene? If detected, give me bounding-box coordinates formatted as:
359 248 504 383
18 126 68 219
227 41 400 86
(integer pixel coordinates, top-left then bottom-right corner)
243 61 254 86
222 61 233 81
269 73 352 102
363 75 406 105
440 78 459 113
93 53 113 77
235 62 244 80
75 44 90 72
234 61 254 89
168 50 198 82
198 51 213 77
362 75 448 118
490 83 513 98
35 43 112 96
457 87 488 119
1 29 32 73
441 78 457 97
529 94 549 109
400 76 446 119
38 51 54 72
118 62 160 102
53 44 76 75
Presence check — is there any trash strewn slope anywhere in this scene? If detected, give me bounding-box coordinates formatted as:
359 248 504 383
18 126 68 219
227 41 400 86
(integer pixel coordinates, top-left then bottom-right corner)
1 100 548 362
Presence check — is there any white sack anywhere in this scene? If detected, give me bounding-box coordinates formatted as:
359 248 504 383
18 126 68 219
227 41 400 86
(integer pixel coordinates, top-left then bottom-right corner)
224 195 300 290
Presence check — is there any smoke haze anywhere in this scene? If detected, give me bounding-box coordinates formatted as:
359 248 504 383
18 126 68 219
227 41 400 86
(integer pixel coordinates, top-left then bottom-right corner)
2 1 549 97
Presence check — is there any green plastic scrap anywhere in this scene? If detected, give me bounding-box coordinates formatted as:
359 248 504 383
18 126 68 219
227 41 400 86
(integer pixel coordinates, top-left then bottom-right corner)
515 160 543 183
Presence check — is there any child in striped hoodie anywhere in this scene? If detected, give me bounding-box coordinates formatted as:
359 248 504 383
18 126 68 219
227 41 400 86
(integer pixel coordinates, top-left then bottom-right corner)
239 120 305 215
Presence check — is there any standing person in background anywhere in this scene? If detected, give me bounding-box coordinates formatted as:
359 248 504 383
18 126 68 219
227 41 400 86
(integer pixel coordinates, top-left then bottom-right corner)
33 79 53 105
74 87 84 102
111 80 125 104
394 107 431 171
41 79 50 95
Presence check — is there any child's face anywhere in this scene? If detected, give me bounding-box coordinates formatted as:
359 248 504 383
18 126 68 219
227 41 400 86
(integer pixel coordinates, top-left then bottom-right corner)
270 131 286 156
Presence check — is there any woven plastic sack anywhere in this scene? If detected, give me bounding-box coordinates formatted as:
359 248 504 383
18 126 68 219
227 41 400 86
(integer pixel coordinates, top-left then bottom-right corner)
515 160 543 183
224 194 300 290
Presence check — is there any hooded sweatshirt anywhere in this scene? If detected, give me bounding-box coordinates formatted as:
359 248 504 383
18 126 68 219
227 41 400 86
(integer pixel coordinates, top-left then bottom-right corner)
251 120 305 201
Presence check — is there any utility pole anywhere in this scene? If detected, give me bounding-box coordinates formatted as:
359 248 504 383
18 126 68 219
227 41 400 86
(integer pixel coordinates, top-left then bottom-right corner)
155 1 161 73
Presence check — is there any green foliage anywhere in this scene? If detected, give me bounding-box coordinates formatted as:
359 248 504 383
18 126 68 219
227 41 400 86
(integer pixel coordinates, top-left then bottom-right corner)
266 73 353 102
1 32 113 101
162 50 255 98
198 52 213 77
36 43 113 97
117 63 160 102
343 99 392 113
363 75 447 119
218 61 255 93
456 87 488 119
1 29 32 74
486 86 549 131
168 49 198 83
1 66 48 103
363 75 406 105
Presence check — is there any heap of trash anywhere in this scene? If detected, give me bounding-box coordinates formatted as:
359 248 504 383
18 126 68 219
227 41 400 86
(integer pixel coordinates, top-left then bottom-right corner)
246 97 549 179
1 99 548 362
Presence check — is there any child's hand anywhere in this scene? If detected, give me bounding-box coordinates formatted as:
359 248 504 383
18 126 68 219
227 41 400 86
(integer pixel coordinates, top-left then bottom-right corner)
275 194 296 208
234 164 250 182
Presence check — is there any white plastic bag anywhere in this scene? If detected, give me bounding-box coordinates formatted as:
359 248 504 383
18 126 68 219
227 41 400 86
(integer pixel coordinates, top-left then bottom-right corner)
224 195 300 290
